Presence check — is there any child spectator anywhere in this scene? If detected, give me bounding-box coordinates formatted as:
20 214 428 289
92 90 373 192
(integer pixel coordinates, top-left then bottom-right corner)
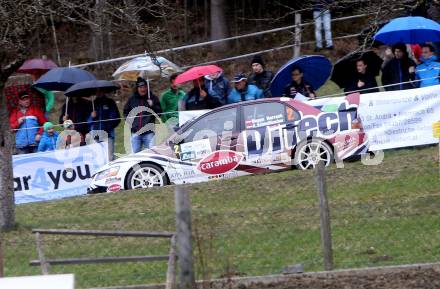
38 122 59 152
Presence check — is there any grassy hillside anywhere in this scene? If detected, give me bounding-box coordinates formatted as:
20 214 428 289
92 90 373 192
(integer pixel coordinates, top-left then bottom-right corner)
3 146 440 288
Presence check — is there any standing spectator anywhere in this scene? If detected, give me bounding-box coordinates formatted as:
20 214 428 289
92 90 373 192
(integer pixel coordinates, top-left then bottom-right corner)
227 73 263 104
88 88 121 160
345 59 379 94
59 97 92 144
248 55 274 98
181 77 213 110
381 43 416 91
160 73 185 123
313 0 333 51
415 44 440 87
123 77 162 153
9 91 47 154
283 66 316 99
204 71 231 107
38 122 59 152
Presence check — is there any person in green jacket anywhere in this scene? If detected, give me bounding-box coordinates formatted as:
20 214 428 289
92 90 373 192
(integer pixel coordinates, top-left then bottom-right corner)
160 73 185 123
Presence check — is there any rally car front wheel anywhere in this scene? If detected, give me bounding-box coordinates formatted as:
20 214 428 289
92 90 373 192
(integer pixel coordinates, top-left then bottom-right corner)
294 140 334 170
126 163 169 190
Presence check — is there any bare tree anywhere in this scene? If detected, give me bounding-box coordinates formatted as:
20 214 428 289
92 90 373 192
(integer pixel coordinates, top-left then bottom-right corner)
210 0 229 51
0 0 172 229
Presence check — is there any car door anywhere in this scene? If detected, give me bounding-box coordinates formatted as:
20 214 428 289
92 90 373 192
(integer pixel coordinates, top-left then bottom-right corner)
237 101 301 172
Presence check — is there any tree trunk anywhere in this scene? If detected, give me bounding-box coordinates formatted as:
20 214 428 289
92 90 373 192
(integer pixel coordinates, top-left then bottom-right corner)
210 0 228 52
0 83 15 230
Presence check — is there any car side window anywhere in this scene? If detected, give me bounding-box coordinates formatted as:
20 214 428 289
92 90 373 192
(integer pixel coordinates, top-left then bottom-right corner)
182 108 237 143
242 102 288 130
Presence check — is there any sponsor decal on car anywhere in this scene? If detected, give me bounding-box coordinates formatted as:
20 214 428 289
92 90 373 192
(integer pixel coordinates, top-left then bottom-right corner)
197 150 243 175
179 139 212 161
104 177 122 185
107 184 121 192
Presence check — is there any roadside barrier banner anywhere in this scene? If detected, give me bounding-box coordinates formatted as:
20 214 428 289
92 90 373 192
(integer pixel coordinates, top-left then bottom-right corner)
14 142 108 204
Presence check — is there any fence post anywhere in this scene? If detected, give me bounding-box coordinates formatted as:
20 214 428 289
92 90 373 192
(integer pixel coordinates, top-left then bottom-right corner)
315 161 334 271
35 232 50 274
175 187 195 289
293 13 302 58
166 235 177 289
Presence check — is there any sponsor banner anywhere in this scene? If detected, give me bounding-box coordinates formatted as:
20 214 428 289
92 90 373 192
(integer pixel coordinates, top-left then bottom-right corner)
358 85 440 150
308 85 440 151
14 142 108 204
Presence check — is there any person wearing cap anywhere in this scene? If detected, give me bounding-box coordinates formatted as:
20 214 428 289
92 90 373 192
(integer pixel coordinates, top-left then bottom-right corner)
123 77 162 153
38 122 59 152
227 73 263 104
160 73 186 123
88 88 121 160
181 77 214 110
248 55 274 98
283 66 316 99
9 91 47 154
381 43 416 91
204 71 230 108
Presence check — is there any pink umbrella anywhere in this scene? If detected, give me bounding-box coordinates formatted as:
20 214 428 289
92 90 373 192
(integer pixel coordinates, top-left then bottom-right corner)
17 58 58 76
174 65 222 85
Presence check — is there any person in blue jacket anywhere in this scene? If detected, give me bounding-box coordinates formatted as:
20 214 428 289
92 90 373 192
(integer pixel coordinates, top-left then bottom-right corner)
204 71 231 107
227 73 264 104
38 122 59 152
88 89 121 160
415 44 440 88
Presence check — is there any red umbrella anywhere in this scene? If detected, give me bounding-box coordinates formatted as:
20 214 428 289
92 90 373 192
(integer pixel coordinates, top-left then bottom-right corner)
17 58 58 76
174 65 222 85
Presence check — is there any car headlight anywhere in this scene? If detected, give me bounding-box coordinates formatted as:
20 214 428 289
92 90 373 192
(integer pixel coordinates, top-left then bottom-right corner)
94 166 120 181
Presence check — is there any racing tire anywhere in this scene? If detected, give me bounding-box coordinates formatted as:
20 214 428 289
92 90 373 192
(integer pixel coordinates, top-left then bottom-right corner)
126 163 169 190
293 140 334 170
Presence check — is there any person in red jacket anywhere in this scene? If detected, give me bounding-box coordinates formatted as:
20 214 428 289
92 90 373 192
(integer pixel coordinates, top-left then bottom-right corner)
9 91 47 154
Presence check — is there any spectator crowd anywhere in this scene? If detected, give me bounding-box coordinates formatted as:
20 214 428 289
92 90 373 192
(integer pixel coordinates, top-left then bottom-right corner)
8 42 440 157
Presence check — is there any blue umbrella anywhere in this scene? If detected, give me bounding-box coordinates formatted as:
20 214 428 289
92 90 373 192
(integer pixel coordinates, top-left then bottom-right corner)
270 55 332 97
374 16 440 44
65 80 120 98
33 67 96 92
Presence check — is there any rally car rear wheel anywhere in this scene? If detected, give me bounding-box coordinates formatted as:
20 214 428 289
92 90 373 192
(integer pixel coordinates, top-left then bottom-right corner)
294 140 333 170
126 163 169 190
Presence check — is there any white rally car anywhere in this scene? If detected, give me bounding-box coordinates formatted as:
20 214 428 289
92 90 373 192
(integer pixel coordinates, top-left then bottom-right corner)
88 96 368 194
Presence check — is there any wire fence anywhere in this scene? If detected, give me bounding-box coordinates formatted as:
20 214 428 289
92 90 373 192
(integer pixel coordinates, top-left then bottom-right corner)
3 147 439 288
9 75 440 133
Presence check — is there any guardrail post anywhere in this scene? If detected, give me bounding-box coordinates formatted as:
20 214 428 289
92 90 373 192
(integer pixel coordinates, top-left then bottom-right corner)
175 187 195 289
315 161 334 271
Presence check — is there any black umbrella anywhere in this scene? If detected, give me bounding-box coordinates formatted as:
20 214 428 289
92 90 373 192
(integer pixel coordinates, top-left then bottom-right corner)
64 80 120 98
331 51 383 88
33 67 96 92
64 80 120 113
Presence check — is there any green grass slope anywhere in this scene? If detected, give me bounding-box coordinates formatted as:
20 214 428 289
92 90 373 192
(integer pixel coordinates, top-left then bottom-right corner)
3 146 440 288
